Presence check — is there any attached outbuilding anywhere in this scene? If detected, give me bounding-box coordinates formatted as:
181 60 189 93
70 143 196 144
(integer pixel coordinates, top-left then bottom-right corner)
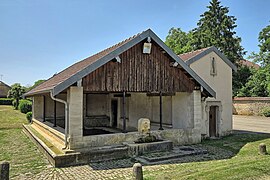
179 46 237 138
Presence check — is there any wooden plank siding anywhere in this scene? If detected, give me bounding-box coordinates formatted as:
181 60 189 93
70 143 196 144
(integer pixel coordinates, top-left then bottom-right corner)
83 41 196 93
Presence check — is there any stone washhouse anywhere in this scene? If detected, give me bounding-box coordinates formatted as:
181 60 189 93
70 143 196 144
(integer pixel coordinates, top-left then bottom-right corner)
23 29 236 166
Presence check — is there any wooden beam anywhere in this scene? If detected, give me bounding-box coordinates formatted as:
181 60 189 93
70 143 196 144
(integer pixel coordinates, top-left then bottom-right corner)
147 92 175 96
53 100 57 127
159 91 164 130
114 93 131 97
122 91 127 133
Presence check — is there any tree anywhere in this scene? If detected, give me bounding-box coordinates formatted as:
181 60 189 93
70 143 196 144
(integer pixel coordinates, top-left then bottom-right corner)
237 65 270 97
232 65 253 96
239 23 270 97
251 24 270 66
7 83 26 109
165 0 247 96
191 0 245 64
165 28 194 54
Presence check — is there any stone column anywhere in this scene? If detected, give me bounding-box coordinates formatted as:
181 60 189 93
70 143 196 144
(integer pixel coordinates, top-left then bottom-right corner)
193 90 202 131
32 96 44 120
67 86 83 149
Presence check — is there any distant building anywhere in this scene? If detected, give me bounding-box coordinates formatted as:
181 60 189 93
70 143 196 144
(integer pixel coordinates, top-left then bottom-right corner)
0 81 11 98
239 59 260 69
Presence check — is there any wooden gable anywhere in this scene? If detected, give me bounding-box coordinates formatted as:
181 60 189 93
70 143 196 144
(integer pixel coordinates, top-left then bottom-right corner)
82 41 196 93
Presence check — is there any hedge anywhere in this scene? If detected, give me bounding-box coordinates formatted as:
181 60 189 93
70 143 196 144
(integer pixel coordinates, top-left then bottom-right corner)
26 112 32 122
18 99 32 114
0 98 13 105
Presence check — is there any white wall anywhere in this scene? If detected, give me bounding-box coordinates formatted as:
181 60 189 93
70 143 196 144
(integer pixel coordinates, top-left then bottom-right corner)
172 92 194 129
189 52 233 136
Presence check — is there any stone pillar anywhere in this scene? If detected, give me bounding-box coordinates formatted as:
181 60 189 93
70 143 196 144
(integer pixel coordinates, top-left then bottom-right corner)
193 90 202 131
68 86 83 149
259 143 267 155
32 96 44 120
133 163 143 180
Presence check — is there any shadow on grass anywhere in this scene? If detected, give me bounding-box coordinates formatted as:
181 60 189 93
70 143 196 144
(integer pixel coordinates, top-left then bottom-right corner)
86 130 270 170
202 130 270 155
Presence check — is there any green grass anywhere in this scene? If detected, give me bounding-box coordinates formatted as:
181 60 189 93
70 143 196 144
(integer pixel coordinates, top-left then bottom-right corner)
0 105 48 178
144 133 270 180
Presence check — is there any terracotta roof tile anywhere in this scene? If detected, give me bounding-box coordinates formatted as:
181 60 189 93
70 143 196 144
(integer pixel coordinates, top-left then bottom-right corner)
178 47 211 61
239 59 260 69
26 31 144 95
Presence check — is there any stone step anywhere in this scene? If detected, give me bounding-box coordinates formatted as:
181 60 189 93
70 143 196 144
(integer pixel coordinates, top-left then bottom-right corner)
135 146 208 164
77 145 129 163
31 119 65 152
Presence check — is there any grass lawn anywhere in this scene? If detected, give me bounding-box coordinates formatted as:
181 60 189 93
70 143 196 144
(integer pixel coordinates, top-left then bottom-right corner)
144 133 270 180
0 105 48 178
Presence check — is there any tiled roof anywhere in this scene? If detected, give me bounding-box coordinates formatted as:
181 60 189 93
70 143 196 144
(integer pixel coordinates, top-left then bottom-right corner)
239 59 260 69
178 47 211 61
26 31 144 96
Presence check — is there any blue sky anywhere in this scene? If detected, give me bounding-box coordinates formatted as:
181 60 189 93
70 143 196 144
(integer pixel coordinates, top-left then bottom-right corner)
0 0 269 86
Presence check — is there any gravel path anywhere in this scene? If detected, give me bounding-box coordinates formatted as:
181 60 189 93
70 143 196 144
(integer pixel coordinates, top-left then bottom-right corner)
233 115 270 133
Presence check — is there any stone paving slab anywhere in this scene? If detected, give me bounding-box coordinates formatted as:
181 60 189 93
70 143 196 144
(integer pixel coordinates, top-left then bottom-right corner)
13 159 166 180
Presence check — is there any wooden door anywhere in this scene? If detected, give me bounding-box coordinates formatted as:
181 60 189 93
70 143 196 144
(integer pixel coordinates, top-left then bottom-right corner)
209 106 217 137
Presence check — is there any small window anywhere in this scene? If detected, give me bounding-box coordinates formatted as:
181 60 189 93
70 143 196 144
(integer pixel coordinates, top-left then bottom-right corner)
210 57 217 76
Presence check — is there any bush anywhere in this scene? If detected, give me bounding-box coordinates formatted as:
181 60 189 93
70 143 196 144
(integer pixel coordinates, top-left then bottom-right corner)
260 107 270 117
26 112 32 122
18 99 32 114
0 98 13 105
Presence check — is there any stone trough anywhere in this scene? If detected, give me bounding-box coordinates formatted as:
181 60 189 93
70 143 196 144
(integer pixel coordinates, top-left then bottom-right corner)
126 140 173 156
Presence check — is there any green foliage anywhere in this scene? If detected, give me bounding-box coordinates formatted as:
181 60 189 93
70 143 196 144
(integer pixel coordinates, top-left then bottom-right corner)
26 112 32 122
233 66 253 97
238 65 270 97
18 99 32 114
0 98 13 105
165 28 194 54
191 0 245 64
7 83 26 110
164 0 246 96
260 107 270 117
240 22 270 97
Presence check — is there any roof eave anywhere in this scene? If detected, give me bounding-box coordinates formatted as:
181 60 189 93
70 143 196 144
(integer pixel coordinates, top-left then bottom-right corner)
23 89 51 98
185 46 237 72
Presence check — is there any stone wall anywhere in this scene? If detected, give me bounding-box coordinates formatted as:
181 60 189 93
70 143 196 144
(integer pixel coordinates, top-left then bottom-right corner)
233 97 270 116
71 128 201 150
